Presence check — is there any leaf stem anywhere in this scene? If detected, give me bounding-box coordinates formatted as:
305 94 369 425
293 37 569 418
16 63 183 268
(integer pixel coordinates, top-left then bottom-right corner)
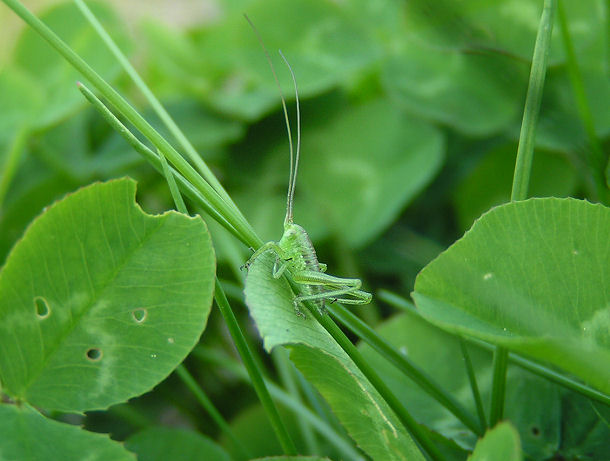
459 338 487 431
328 303 483 436
214 279 298 455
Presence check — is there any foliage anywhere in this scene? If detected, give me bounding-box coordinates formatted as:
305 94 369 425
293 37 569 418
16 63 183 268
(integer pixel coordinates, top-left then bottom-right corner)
0 0 608 460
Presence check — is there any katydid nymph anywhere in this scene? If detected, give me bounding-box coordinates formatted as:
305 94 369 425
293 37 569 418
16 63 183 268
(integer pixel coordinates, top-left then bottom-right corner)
242 18 372 316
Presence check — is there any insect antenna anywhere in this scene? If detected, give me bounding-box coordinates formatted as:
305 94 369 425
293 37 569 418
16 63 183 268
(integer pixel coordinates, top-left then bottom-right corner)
244 14 296 225
278 50 300 226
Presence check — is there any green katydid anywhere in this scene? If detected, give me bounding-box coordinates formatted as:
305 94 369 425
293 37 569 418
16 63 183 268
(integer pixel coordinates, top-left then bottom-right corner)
242 17 372 316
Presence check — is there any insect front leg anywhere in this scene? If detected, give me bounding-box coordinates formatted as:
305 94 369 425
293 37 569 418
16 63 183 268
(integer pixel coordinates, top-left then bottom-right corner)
241 241 284 271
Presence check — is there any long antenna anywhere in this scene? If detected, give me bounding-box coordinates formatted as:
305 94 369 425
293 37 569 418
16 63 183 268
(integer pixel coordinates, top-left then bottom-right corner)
243 14 295 225
278 49 300 225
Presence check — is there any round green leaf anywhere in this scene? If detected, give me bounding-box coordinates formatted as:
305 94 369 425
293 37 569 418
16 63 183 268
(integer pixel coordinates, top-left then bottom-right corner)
469 422 522 461
413 198 610 395
244 252 424 461
125 427 230 461
382 44 522 136
300 97 445 248
0 403 135 461
0 178 215 411
187 0 380 120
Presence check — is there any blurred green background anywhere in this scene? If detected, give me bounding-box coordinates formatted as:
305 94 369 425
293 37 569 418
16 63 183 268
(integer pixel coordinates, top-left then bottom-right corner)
0 0 607 457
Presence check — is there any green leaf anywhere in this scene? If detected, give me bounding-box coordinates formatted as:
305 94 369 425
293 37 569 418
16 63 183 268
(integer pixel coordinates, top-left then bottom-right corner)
413 198 610 395
401 0 604 66
125 427 231 461
244 252 424 461
300 97 445 248
0 403 135 460
183 0 380 120
382 42 523 136
0 178 216 412
11 1 129 128
469 422 522 461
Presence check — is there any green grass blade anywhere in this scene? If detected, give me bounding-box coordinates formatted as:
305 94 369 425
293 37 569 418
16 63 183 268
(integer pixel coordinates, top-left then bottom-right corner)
511 0 556 201
328 303 482 435
72 0 248 215
75 82 243 243
213 279 297 456
500 0 557 427
157 146 188 214
2 0 261 251
460 338 487 431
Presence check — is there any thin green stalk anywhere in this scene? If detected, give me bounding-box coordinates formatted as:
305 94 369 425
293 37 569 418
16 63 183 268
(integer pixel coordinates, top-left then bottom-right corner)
272 348 320 454
193 346 363 461
489 348 508 427
328 303 482 436
175 365 251 459
511 0 556 201
76 82 243 243
378 289 418 313
72 0 249 214
556 0 609 204
214 279 297 455
2 0 261 251
306 302 445 461
502 0 556 426
459 338 487 431
157 146 188 213
0 125 29 207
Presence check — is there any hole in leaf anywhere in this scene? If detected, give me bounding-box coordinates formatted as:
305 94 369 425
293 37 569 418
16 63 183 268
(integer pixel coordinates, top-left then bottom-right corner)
132 308 147 323
34 297 50 319
86 348 102 361
531 426 540 437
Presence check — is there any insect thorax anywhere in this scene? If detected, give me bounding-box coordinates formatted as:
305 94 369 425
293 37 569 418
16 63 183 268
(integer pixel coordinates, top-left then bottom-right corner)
278 222 320 273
